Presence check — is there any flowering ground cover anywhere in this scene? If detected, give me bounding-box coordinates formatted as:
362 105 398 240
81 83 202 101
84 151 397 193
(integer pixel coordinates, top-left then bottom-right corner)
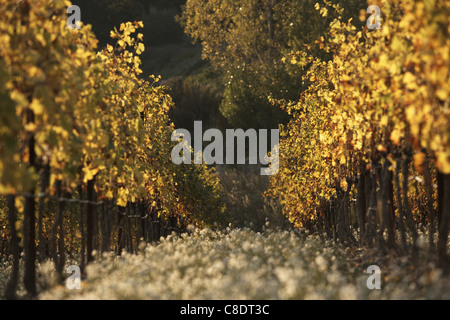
11 227 443 300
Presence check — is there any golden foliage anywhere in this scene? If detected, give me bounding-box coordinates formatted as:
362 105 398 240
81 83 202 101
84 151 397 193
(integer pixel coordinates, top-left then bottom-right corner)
268 0 450 227
0 0 224 226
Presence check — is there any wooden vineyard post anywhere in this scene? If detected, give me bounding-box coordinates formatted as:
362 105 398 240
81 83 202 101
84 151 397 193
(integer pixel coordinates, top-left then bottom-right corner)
4 196 19 299
86 179 95 263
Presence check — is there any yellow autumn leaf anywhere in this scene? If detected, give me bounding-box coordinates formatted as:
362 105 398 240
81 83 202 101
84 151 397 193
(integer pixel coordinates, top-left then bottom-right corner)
30 98 44 115
117 188 128 207
413 152 426 174
403 72 418 90
390 129 402 145
436 151 450 174
436 88 447 101
136 43 145 55
340 179 348 192
24 122 37 132
105 189 114 199
27 66 44 80
380 115 389 127
83 167 99 183
117 196 127 207
35 33 46 46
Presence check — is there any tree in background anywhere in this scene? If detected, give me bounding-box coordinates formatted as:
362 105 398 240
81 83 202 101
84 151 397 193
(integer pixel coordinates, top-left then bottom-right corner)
179 0 365 129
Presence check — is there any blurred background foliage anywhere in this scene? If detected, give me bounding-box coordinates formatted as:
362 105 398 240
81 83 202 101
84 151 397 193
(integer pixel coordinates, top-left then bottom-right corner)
68 0 366 230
